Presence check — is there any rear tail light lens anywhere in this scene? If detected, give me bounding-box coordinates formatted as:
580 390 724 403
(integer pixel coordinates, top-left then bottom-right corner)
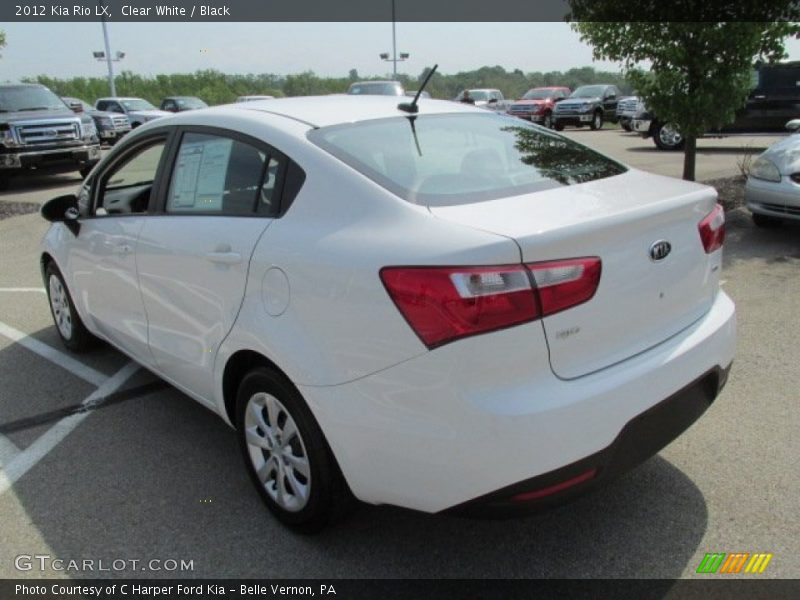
380 265 539 349
698 204 725 254
381 257 601 349
527 258 602 317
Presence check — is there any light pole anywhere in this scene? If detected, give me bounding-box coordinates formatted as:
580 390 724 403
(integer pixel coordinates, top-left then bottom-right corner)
379 0 409 78
95 1 123 96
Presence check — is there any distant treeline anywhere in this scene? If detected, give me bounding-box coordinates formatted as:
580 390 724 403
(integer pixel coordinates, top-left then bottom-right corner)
25 66 633 105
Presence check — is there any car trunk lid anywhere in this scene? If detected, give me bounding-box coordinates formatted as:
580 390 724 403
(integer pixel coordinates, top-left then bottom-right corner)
429 169 723 379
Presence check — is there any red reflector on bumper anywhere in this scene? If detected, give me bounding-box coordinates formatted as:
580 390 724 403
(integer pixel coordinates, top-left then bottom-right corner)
511 468 598 502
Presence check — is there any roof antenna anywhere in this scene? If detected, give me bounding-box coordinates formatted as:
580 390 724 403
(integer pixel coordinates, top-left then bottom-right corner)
398 64 438 114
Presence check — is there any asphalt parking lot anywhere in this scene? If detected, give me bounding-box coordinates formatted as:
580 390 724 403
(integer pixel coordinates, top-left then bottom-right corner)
0 130 798 579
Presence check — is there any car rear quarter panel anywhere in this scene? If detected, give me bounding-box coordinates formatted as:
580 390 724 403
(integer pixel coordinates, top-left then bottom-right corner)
214 132 523 417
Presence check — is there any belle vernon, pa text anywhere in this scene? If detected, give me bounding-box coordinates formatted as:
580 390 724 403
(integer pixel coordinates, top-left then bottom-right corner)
16 583 338 596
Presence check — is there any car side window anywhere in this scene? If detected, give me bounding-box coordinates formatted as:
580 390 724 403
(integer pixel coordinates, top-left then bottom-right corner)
166 132 282 216
96 139 167 216
108 102 123 113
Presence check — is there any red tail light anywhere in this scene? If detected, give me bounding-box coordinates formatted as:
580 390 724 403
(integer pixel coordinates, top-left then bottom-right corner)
380 257 601 349
699 204 725 254
527 258 602 317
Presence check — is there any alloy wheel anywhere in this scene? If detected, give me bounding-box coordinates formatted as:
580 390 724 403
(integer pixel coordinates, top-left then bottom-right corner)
49 274 73 340
244 392 311 512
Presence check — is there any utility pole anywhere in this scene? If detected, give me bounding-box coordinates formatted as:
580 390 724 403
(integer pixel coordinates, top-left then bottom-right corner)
100 1 116 96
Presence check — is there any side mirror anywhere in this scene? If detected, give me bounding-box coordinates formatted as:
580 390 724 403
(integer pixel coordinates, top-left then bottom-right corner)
786 119 800 132
41 194 81 236
68 101 83 113
488 98 498 104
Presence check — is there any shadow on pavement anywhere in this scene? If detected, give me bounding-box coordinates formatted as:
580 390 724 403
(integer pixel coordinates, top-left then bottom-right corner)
2 325 711 579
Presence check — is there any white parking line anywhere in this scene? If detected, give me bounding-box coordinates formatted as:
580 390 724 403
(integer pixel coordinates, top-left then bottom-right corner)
0 434 20 467
0 320 106 387
0 361 138 496
0 287 46 293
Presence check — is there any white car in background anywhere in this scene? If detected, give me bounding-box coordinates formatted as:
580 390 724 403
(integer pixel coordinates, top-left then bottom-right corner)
235 95 275 103
95 97 172 128
745 120 800 227
39 96 735 531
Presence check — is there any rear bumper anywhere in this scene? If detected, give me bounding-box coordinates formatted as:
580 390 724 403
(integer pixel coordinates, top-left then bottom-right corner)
446 364 729 517
299 291 736 513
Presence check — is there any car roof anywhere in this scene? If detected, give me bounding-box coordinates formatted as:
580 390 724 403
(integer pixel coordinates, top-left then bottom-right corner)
229 95 482 128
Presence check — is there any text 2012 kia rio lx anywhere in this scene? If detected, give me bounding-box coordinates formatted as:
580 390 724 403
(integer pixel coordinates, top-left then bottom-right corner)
39 96 735 531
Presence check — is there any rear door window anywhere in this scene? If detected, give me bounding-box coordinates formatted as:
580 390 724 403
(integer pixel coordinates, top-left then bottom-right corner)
165 132 283 216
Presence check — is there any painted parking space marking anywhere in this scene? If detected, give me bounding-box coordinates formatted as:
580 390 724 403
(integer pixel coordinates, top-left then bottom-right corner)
0 320 106 387
0 361 138 496
0 434 20 467
0 287 46 294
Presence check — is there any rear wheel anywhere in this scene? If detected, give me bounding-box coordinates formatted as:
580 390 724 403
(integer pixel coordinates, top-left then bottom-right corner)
590 110 604 131
752 213 783 228
45 262 97 352
654 122 685 151
236 367 354 533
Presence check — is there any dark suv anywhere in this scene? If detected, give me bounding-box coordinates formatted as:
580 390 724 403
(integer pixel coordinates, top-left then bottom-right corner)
0 84 101 190
553 84 621 131
633 62 800 150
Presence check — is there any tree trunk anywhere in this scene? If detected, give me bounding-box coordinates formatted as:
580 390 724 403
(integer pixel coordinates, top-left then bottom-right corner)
682 135 697 181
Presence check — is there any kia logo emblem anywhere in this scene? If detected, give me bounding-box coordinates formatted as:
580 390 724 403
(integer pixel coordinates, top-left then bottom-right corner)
649 240 672 262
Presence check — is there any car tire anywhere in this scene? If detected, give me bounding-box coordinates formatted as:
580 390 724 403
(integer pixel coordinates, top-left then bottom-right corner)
45 262 98 352
622 122 633 132
590 110 604 131
236 366 354 533
752 213 783 228
0 176 9 191
653 122 685 151
79 166 93 179
554 122 564 131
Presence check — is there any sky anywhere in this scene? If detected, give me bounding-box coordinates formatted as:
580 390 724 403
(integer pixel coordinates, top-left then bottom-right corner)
4 22 800 82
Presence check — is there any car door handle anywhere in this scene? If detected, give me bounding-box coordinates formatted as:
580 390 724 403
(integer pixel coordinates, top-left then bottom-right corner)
205 251 242 265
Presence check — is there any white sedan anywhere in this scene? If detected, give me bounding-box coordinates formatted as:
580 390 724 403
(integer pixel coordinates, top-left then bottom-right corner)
39 96 735 531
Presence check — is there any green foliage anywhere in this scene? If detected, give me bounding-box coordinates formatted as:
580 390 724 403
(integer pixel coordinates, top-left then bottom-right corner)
570 9 800 178
22 65 633 106
0 29 5 57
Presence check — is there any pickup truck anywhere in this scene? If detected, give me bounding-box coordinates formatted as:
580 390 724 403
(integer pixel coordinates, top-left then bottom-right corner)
632 62 800 150
553 84 621 131
455 89 510 113
0 84 101 190
507 86 571 128
95 97 172 128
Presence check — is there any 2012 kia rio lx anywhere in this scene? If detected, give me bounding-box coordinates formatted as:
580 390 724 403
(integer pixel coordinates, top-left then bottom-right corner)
39 96 735 531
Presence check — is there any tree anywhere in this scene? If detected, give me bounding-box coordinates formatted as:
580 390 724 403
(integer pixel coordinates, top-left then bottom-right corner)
0 30 6 57
570 9 799 180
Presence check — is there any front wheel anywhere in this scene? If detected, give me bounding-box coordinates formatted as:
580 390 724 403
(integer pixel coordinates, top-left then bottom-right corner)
553 121 564 131
653 122 685 150
45 262 97 352
590 110 604 131
236 367 354 533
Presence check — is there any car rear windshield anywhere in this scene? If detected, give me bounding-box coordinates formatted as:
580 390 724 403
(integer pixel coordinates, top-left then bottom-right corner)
348 83 403 96
308 113 627 206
